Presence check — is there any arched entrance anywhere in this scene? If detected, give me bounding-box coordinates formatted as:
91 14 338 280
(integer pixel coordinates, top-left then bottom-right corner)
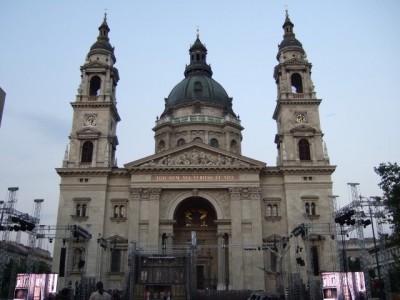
174 197 218 290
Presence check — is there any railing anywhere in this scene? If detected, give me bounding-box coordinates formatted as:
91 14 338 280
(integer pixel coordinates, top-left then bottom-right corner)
155 115 241 127
77 95 117 103
292 93 304 98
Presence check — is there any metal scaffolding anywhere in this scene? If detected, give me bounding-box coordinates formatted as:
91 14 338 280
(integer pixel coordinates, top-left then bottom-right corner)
0 187 19 291
333 183 393 299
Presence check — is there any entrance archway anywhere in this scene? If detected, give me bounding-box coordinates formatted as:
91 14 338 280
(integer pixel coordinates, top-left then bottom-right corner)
174 197 218 290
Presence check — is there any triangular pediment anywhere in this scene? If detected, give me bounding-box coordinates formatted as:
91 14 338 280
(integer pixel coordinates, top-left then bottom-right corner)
290 124 316 134
107 235 128 243
125 142 265 170
283 57 310 65
76 127 101 137
83 61 108 69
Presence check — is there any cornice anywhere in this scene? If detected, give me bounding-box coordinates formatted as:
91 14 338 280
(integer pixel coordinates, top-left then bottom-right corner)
70 101 121 121
277 99 321 105
261 165 336 175
273 98 321 120
71 102 115 108
56 167 114 176
128 165 263 174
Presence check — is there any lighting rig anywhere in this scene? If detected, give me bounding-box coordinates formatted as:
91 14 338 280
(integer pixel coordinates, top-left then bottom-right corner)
35 224 92 243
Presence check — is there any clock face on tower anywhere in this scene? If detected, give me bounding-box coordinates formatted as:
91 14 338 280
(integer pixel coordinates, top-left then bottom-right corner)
85 114 97 126
295 113 307 123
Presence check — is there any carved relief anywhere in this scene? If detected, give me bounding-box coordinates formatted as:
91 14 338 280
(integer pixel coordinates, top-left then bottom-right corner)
148 188 162 201
175 131 188 138
131 188 142 198
141 149 250 167
241 188 250 199
215 191 230 218
229 187 261 201
229 187 241 201
191 130 205 137
209 131 223 137
249 188 261 200
160 192 172 219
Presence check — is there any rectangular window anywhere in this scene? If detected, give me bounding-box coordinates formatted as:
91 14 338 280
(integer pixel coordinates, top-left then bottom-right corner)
311 246 319 276
110 249 121 272
270 252 277 272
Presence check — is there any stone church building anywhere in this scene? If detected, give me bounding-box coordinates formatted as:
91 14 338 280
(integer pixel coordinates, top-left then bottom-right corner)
53 11 338 299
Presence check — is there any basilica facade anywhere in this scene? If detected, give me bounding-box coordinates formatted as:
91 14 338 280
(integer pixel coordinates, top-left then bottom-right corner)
53 12 338 298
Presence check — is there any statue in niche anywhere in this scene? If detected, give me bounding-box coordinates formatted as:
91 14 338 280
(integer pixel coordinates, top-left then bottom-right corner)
184 210 193 226
198 209 208 226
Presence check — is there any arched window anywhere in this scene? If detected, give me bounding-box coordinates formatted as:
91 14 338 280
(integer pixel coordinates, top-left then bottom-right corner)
267 205 272 217
193 137 203 143
194 81 202 91
298 139 311 161
89 76 101 96
119 205 125 217
114 205 119 218
177 139 186 147
81 141 93 163
272 204 278 217
230 140 238 153
291 73 303 93
82 204 87 217
76 204 81 217
210 138 219 148
158 140 165 152
193 106 202 113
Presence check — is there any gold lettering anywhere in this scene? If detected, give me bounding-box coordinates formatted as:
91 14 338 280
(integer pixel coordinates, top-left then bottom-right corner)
153 174 238 181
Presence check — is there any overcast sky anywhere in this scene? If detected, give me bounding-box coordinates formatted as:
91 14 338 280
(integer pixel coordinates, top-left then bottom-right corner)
0 1 399 252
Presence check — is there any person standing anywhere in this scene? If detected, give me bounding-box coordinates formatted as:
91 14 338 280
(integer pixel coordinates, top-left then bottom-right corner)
89 282 111 300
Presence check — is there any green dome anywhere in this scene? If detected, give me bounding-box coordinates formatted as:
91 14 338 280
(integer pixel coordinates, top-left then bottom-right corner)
162 34 234 116
90 40 114 53
278 36 303 51
165 73 232 111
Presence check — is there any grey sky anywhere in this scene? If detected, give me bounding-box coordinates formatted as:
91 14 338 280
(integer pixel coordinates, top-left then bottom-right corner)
0 1 399 251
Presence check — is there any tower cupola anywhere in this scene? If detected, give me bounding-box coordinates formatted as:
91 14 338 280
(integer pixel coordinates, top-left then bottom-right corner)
88 13 116 62
277 10 305 61
184 30 213 77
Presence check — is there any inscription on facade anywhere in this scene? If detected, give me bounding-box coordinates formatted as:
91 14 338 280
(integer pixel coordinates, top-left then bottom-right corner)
151 174 239 181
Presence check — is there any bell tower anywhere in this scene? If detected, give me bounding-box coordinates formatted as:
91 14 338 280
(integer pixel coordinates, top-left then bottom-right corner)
63 14 120 168
273 10 329 167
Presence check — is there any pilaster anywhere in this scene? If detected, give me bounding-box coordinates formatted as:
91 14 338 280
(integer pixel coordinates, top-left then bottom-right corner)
148 188 162 247
217 233 226 290
228 187 243 289
128 188 142 242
